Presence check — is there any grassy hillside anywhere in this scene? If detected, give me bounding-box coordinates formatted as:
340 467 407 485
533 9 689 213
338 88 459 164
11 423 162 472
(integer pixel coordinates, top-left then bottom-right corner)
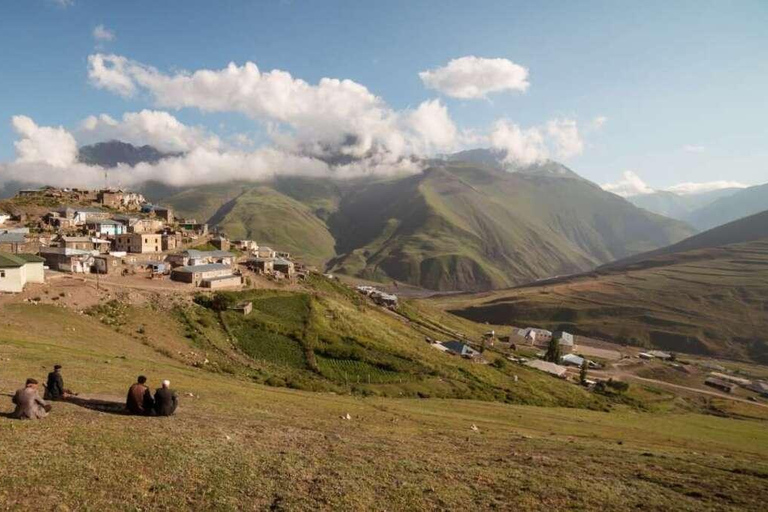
2 289 768 509
172 275 604 407
212 187 337 266
437 235 768 363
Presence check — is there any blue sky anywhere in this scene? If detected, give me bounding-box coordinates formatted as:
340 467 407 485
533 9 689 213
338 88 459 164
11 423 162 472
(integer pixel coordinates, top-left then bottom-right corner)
1 0 766 192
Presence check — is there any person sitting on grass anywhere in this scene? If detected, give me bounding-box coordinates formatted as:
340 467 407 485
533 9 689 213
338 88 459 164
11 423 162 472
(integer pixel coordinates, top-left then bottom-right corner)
44 364 65 400
11 378 51 420
153 380 178 417
126 375 154 416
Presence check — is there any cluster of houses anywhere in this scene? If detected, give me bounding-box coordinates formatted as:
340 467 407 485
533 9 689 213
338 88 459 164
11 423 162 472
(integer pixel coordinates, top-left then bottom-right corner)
0 186 306 293
516 327 575 354
355 285 398 308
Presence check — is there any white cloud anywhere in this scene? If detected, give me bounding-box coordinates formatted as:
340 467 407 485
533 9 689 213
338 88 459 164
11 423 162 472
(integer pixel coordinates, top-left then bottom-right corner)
489 121 547 166
665 181 747 195
51 0 74 7
591 116 607 129
77 110 220 153
0 116 423 190
86 54 464 165
489 118 583 165
682 144 706 153
93 24 115 42
11 116 78 168
88 54 137 96
418 56 529 99
546 118 584 159
404 99 458 153
602 171 654 197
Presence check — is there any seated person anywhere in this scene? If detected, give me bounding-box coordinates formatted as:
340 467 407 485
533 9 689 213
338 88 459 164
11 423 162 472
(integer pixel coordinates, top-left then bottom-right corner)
44 364 65 400
126 375 154 415
11 378 51 420
153 380 178 417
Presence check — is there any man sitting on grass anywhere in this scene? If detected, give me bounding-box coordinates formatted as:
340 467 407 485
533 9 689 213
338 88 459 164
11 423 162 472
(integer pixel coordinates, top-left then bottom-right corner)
126 375 154 415
153 380 178 417
11 378 51 420
44 364 65 400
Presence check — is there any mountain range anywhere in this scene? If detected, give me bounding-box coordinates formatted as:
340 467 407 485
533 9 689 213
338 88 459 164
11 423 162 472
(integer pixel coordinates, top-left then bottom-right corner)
148 148 694 291
626 184 768 231
2 141 702 291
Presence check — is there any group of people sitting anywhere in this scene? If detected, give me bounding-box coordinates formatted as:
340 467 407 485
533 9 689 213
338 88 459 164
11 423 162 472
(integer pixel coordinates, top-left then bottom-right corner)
8 365 179 420
126 375 178 416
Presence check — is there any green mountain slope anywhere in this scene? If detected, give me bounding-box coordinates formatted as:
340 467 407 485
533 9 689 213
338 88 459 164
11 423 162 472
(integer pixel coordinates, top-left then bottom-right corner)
214 187 337 266
437 211 768 362
156 157 694 290
326 162 694 290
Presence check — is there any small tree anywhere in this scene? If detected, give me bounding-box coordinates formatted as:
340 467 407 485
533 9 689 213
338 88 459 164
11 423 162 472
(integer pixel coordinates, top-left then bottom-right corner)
545 336 561 363
579 359 588 385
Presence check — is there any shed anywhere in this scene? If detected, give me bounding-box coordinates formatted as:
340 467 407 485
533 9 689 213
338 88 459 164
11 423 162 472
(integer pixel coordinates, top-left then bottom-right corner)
525 360 568 378
439 341 481 359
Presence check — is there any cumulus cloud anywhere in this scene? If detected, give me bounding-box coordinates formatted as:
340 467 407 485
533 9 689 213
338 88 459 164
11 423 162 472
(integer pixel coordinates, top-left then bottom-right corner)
93 25 115 42
546 119 584 159
602 171 654 197
0 54 606 191
403 99 458 153
665 181 747 195
87 54 463 165
488 121 547 166
11 116 79 168
418 56 529 99
88 54 137 96
489 118 583 165
77 110 221 153
0 115 423 190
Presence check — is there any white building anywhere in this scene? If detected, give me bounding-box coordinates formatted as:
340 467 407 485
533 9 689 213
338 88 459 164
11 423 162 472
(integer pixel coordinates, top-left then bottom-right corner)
0 253 45 293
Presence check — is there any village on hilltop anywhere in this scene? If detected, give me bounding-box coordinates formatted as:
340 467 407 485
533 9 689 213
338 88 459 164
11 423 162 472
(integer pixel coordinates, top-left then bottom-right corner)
0 186 305 293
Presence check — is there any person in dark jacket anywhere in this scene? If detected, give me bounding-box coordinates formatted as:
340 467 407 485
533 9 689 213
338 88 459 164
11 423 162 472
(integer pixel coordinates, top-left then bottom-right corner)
153 380 178 417
126 376 154 415
44 364 65 400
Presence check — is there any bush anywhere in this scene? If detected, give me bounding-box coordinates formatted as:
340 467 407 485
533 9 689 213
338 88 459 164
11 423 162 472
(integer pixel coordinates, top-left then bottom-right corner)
606 378 630 392
491 358 507 370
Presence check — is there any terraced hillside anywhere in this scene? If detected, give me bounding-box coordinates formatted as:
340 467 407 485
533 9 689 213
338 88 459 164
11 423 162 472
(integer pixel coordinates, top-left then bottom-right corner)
437 212 768 362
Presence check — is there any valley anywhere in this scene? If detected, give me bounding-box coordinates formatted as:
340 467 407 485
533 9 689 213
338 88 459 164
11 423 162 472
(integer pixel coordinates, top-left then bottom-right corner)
434 211 768 364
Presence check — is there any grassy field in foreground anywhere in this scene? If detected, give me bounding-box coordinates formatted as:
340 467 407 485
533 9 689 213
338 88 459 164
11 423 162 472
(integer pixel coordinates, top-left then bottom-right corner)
1 301 767 510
